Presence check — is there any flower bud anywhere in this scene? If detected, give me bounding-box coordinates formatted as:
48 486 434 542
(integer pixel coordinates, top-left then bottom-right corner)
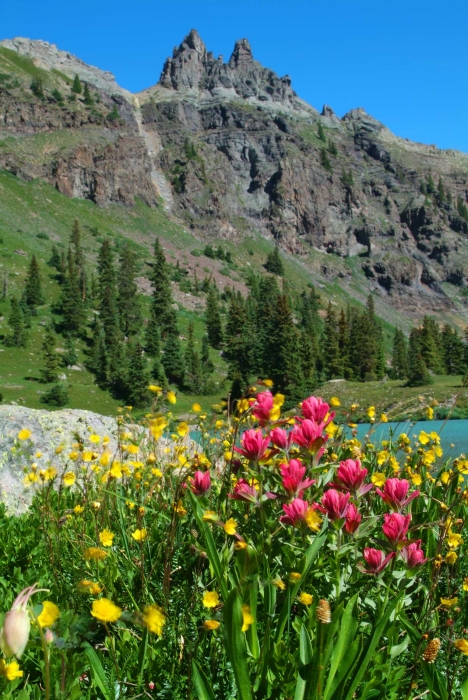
0 609 30 658
44 628 54 644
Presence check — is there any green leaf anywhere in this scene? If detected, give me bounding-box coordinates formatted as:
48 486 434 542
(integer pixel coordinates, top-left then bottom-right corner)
275 530 327 643
461 675 468 700
82 641 114 700
323 594 359 700
246 581 260 659
341 593 403 700
223 588 253 700
294 625 314 700
192 660 216 700
188 490 228 601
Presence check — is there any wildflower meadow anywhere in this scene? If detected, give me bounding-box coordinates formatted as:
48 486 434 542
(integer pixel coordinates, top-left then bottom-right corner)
0 384 467 699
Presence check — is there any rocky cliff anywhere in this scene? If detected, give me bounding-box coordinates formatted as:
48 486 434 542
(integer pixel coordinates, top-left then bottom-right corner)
1 30 468 320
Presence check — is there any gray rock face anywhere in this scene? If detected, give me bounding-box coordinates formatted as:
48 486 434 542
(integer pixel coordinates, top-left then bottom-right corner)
0 406 117 514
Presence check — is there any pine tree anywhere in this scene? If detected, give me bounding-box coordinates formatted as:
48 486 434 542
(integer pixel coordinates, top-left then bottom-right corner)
145 316 162 358
41 383 69 407
338 309 350 378
264 245 284 276
323 303 342 379
98 240 120 344
205 286 223 349
30 77 44 98
88 319 110 387
70 219 84 269
162 333 185 387
419 317 444 374
224 294 252 385
48 246 61 271
317 122 326 142
148 238 178 337
83 83 94 106
71 74 82 94
125 343 151 408
328 139 338 156
22 254 44 314
63 334 78 367
1 271 8 301
320 147 332 172
391 328 408 379
201 335 215 376
40 325 62 383
441 325 465 375
407 329 432 386
118 244 142 336
59 249 86 334
7 297 28 347
184 322 203 392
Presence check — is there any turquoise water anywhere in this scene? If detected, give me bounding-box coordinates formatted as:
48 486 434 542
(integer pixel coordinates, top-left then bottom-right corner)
352 419 468 456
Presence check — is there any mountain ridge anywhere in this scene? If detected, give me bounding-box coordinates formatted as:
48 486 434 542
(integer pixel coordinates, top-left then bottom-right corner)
1 30 468 322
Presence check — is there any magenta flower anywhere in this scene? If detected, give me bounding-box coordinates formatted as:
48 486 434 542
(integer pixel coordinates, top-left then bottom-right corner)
333 459 372 498
376 478 419 511
400 540 427 569
292 419 328 453
344 503 362 534
270 427 293 450
189 471 211 496
252 392 274 425
234 429 270 462
280 459 315 498
301 396 335 426
382 512 411 545
360 548 396 574
319 489 350 521
279 498 309 526
229 478 258 504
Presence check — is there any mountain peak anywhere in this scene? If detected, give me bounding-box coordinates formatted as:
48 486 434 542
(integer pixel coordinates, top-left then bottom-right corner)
228 38 253 69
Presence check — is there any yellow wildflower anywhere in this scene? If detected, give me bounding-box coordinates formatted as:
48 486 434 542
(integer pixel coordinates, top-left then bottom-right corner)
445 552 458 565
91 598 122 623
203 591 219 609
73 504 84 514
411 473 422 486
447 532 463 549
234 540 248 550
371 473 386 487
17 429 31 441
177 422 189 437
441 597 458 607
298 592 313 606
78 580 103 595
63 472 76 487
37 601 60 628
377 451 388 466
305 508 322 532
419 431 430 445
273 578 286 591
132 529 147 542
45 467 58 480
202 510 218 522
84 547 107 561
167 391 177 404
89 434 101 444
99 529 114 547
192 403 202 412
263 379 274 387
174 500 187 517
289 572 302 583
426 406 434 419
109 462 123 478
148 385 162 393
223 518 237 535
143 604 166 635
241 604 254 632
203 619 220 631
82 451 94 462
0 659 23 681
441 471 452 484
330 396 340 407
454 639 468 655
367 406 375 419
380 414 388 423
463 578 468 592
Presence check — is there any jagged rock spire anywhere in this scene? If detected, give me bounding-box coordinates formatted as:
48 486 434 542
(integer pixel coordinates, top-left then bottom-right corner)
228 39 254 69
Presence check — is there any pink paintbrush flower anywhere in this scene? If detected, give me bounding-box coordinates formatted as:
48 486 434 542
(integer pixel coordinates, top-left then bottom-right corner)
360 548 396 574
376 478 419 511
344 503 362 534
400 540 427 569
319 489 351 521
229 479 258 504
382 512 411 545
333 459 373 499
280 459 315 497
270 427 293 450
301 396 334 426
189 471 211 496
292 419 328 453
252 392 274 425
234 429 270 462
279 498 310 526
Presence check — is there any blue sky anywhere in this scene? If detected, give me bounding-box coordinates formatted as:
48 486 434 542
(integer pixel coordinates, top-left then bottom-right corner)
2 0 467 151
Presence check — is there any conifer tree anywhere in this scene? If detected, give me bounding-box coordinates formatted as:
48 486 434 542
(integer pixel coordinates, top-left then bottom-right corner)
338 309 350 378
419 317 444 374
70 219 84 269
320 147 332 172
323 303 342 379
149 238 178 337
118 244 142 336
63 334 78 367
1 271 8 301
162 333 185 387
98 240 120 343
41 383 69 407
48 246 61 271
125 343 151 408
205 286 223 349
391 328 408 379
7 297 28 347
265 294 304 400
224 294 252 385
145 316 162 358
407 329 432 387
264 245 284 276
441 325 465 375
88 319 110 388
184 322 203 392
201 335 215 376
59 249 86 334
40 325 61 383
22 254 44 314
318 122 326 142
71 74 82 94
83 83 94 106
